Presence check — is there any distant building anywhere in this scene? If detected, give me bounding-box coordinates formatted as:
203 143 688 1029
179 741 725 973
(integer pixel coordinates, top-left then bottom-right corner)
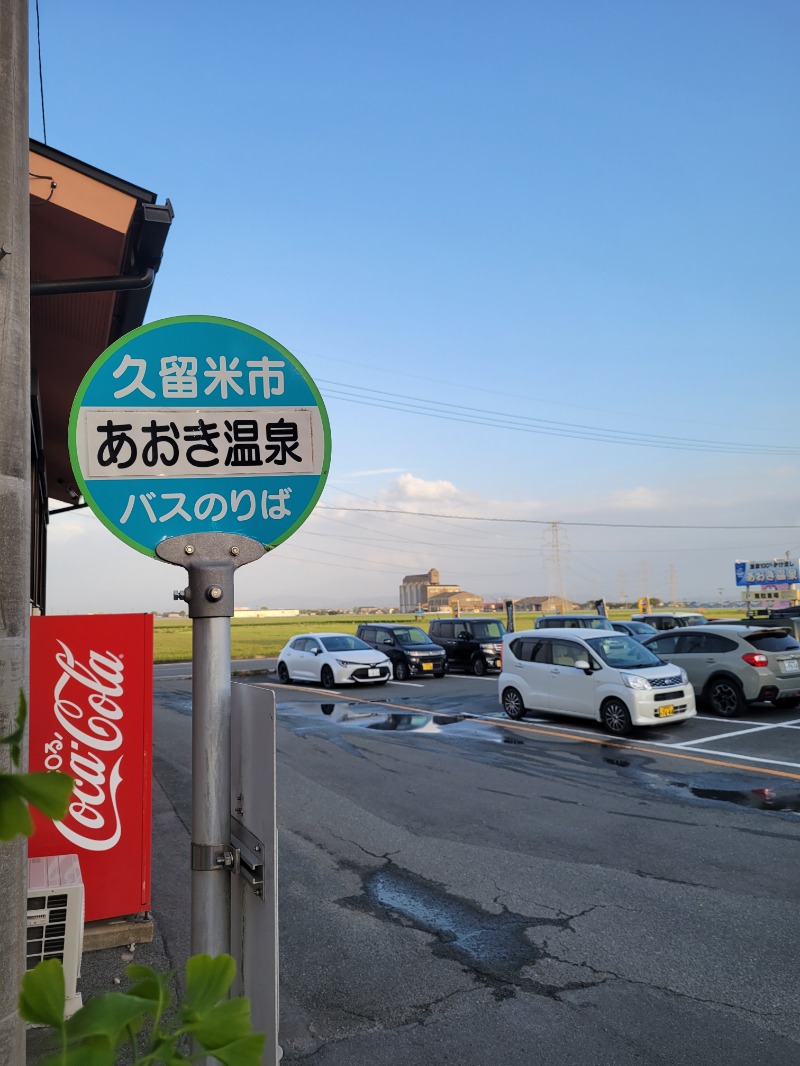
233 608 301 618
399 568 462 611
427 590 483 613
513 595 577 613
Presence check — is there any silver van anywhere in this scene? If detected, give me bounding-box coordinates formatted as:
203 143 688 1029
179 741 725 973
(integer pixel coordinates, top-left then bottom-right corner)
499 627 696 735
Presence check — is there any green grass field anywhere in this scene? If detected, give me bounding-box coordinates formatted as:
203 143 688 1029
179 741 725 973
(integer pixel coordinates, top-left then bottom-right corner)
153 608 740 663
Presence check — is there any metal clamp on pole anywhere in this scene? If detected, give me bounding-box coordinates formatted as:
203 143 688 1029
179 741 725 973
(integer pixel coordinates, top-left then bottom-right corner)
230 818 266 899
191 843 241 874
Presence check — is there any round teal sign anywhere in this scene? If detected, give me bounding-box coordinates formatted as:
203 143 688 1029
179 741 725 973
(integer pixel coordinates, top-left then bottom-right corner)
69 316 331 558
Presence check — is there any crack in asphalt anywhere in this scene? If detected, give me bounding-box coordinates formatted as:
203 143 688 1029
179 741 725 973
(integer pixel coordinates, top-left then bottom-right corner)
339 859 606 1002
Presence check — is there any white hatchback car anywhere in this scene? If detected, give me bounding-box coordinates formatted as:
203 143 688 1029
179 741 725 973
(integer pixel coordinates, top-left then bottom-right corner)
498 627 696 735
277 633 391 688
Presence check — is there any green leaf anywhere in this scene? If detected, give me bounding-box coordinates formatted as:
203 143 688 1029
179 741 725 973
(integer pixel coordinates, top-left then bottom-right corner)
18 958 66 1029
0 776 34 839
186 997 254 1049
64 992 152 1044
184 954 236 1015
125 962 173 1026
37 1036 116 1066
206 1034 266 1066
13 771 74 819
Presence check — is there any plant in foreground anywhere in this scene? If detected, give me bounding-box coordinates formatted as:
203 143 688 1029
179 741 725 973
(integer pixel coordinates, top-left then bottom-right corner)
20 951 265 1065
0 690 73 840
2 698 265 1064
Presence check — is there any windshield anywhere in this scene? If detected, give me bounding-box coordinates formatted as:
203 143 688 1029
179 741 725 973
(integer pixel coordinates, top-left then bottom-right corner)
320 635 371 652
393 627 430 645
467 621 506 639
585 634 663 669
628 622 657 634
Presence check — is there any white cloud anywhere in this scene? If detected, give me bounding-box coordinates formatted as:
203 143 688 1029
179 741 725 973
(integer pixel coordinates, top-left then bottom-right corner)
381 473 477 506
606 487 664 511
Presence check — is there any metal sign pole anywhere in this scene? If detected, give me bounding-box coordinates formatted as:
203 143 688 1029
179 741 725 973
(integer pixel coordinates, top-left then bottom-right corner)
190 590 233 957
157 534 265 963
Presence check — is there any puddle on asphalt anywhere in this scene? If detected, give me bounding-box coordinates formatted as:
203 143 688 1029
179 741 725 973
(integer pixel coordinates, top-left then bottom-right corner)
318 704 467 733
684 784 800 812
598 748 800 814
156 690 194 715
342 864 594 999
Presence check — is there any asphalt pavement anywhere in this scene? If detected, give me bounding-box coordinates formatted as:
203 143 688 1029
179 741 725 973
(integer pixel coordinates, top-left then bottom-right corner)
28 663 800 1065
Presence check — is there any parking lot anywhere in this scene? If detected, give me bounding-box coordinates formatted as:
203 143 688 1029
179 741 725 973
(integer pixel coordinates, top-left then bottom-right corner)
152 660 800 1063
259 667 800 787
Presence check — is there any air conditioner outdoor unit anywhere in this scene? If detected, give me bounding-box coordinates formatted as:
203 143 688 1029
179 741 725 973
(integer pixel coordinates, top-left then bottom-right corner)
27 854 85 1019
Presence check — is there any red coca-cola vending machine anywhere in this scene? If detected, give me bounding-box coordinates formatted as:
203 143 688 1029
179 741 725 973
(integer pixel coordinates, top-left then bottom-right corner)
29 614 153 923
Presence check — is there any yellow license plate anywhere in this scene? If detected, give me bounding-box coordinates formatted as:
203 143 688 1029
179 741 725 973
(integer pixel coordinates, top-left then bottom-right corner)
656 705 676 717
422 662 433 671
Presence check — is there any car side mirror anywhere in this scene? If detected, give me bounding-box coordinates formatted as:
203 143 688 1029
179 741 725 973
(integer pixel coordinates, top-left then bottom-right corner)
313 647 322 655
574 659 591 672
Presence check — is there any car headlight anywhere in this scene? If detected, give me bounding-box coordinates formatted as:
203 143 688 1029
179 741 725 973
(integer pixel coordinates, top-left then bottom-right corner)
407 650 423 657
621 673 652 690
679 669 688 684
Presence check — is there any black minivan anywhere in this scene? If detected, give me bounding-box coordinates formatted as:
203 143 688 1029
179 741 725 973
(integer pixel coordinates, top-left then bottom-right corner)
355 624 447 680
427 617 506 675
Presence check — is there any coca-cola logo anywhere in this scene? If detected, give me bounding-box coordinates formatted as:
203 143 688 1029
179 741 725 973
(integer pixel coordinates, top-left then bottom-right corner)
44 640 125 852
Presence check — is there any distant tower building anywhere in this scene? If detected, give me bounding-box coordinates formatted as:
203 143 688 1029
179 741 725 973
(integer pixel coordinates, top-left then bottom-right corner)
399 567 461 611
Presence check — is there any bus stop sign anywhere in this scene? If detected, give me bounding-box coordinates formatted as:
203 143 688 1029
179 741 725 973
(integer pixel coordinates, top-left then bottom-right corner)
69 316 331 557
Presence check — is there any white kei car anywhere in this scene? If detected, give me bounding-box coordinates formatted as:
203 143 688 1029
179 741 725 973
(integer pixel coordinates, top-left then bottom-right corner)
498 627 696 735
276 633 392 688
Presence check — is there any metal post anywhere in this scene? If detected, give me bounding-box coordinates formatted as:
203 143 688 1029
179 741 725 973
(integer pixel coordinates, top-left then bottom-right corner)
157 534 265 967
191 612 232 957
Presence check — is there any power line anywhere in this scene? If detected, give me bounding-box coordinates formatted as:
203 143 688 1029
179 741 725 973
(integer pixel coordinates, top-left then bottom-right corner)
317 504 800 531
317 379 800 456
35 0 47 143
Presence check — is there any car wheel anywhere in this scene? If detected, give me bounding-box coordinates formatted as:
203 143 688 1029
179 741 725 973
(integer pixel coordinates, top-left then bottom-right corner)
705 677 745 717
320 665 335 689
601 698 633 736
277 661 291 684
774 697 800 710
394 661 410 681
502 687 527 720
472 657 488 677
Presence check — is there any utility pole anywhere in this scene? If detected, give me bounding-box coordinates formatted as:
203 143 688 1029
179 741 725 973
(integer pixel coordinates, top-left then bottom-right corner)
669 564 678 606
0 0 31 1062
544 521 567 606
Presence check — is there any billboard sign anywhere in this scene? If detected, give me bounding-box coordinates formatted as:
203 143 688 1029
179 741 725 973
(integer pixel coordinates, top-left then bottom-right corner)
734 559 798 588
28 614 153 922
69 316 331 557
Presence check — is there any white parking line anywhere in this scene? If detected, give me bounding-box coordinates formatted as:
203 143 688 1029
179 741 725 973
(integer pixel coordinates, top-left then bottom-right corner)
641 743 800 772
674 718 800 747
388 680 425 688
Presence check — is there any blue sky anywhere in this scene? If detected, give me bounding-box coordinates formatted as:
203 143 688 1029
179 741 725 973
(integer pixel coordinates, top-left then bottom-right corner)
34 1 800 611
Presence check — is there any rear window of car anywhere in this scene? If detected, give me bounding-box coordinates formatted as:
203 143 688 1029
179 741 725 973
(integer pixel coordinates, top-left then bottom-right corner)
468 621 507 639
644 633 680 655
508 637 546 662
321 635 371 652
745 631 800 652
